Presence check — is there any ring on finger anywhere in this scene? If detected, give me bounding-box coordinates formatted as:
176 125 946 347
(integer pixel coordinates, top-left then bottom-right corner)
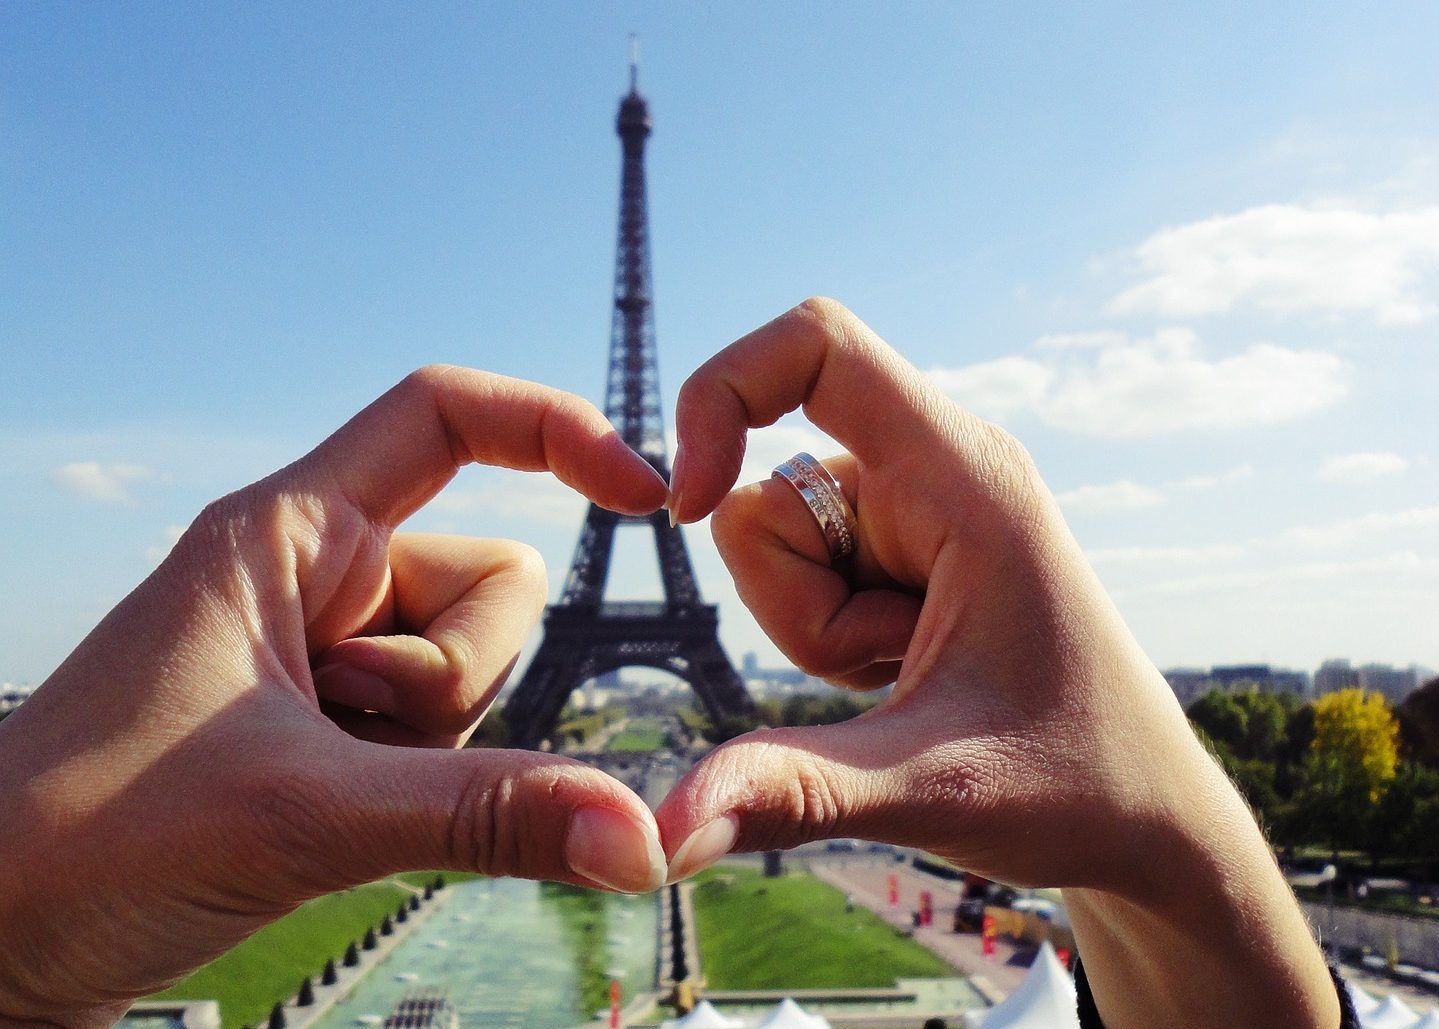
771 452 857 563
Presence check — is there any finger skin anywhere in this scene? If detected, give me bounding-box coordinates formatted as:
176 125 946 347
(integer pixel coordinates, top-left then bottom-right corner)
670 297 977 525
315 534 547 739
712 476 920 683
304 364 669 528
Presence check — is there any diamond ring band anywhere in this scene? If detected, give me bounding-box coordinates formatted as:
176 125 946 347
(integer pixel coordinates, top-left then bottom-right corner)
771 452 857 563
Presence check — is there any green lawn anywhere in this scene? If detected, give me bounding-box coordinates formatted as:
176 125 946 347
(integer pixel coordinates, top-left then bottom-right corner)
690 867 954 989
149 873 465 1029
606 718 671 753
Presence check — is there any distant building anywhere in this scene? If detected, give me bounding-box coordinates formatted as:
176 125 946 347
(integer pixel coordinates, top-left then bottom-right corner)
1163 665 1310 707
1315 659 1360 696
1358 663 1420 705
1210 664 1310 696
1164 668 1214 708
1313 660 1420 704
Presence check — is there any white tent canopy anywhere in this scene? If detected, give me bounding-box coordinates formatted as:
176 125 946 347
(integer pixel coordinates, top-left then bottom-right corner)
962 941 1079 1029
1362 994 1418 1029
660 998 829 1029
756 998 831 1029
660 1001 745 1029
1348 983 1381 1016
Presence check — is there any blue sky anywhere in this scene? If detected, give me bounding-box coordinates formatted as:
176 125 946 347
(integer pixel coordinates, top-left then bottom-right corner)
4 3 1438 685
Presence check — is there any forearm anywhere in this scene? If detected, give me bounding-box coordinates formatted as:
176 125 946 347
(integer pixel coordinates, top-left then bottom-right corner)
1063 765 1339 1029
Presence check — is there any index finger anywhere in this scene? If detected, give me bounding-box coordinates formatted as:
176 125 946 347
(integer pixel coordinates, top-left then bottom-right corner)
293 365 669 527
669 298 955 523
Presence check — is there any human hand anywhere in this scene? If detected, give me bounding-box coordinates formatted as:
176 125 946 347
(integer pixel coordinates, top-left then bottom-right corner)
0 367 670 1028
656 300 1338 1027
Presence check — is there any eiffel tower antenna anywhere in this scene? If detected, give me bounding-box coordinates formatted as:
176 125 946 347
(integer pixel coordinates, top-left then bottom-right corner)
499 57 756 749
628 33 639 92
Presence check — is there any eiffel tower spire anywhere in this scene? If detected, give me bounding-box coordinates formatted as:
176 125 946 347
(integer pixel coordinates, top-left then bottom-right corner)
499 56 756 750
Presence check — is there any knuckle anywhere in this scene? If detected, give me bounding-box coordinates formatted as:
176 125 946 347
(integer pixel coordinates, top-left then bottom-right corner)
447 769 501 873
448 763 566 877
401 363 463 397
969 422 1046 512
712 735 849 848
791 295 854 334
503 542 549 609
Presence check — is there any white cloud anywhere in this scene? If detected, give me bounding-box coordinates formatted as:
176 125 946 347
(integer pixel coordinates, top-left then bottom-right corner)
1169 464 1257 492
1056 479 1166 514
145 525 187 563
429 470 588 529
929 328 1346 437
736 422 842 486
926 357 1054 423
1282 505 1439 550
1033 330 1129 351
1151 552 1429 596
1087 543 1246 566
1107 204 1439 324
1317 451 1409 483
49 462 155 504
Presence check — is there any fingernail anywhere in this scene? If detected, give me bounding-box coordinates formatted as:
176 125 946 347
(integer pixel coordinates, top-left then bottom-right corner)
312 663 397 714
566 806 667 894
665 815 738 885
667 448 686 525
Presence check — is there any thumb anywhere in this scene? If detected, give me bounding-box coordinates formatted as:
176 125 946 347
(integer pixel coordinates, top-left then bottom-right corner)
654 711 948 883
256 735 667 895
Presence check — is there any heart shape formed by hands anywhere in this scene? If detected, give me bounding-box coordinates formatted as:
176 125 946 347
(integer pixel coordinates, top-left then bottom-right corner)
0 308 1339 1029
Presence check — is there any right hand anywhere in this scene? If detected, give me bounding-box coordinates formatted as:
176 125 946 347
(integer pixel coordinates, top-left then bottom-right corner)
658 297 1214 895
655 298 1338 1027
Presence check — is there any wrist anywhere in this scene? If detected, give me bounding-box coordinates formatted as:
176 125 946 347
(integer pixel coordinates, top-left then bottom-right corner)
1062 749 1338 1028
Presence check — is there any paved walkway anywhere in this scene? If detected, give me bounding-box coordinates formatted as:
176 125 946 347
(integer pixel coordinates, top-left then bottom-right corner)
807 858 1031 1000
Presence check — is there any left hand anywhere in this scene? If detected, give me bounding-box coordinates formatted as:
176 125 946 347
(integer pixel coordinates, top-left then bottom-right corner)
0 366 670 1028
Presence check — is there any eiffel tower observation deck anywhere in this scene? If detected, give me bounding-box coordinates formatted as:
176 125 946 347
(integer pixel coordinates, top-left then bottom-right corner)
499 53 757 749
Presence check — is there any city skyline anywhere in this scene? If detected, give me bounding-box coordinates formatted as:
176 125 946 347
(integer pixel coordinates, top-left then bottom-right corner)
3 5 1438 685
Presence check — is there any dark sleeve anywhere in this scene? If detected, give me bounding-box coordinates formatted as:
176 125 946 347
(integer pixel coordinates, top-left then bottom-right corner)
1072 957 1360 1028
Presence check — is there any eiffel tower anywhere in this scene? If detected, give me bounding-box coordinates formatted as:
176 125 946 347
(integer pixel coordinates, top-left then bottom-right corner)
500 56 757 749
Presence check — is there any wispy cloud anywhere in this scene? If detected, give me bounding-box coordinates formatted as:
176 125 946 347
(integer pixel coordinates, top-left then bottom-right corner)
1107 203 1439 325
49 462 156 505
1282 505 1439 550
1087 543 1247 566
1170 465 1257 492
1059 464 1255 517
145 525 187 562
1056 479 1166 514
429 470 589 528
1150 552 1429 596
929 328 1346 437
1317 451 1409 483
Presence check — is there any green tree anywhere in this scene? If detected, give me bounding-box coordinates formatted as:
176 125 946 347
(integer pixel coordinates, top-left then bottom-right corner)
1369 761 1439 867
1187 690 1248 754
1312 688 1400 801
1398 676 1439 767
1295 689 1400 856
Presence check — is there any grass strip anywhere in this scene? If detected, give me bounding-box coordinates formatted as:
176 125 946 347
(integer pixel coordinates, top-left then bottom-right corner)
149 872 467 1029
690 866 954 989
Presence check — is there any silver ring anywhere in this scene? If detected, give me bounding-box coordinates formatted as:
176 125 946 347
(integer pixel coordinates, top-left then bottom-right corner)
771 452 857 562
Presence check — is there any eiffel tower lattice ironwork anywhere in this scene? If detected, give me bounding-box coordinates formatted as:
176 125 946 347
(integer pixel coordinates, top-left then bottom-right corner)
500 60 756 749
